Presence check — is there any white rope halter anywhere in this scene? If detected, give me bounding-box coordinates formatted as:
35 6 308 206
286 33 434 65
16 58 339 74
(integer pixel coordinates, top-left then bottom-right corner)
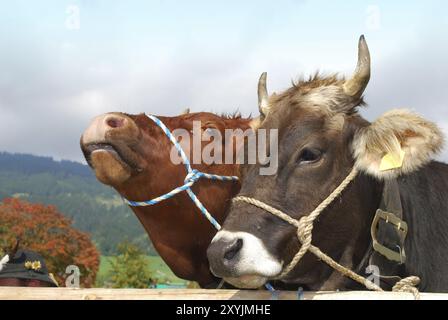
233 167 421 299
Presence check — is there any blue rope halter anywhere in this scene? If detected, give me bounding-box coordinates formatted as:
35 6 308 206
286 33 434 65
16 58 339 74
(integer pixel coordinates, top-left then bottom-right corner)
122 114 276 293
122 114 238 230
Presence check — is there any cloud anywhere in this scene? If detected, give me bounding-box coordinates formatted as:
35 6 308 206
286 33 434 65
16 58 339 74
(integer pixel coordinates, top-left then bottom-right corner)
1 34 448 164
0 1 447 164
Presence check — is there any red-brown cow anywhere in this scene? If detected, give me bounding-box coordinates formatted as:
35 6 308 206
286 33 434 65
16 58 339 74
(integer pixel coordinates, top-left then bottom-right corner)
80 111 253 287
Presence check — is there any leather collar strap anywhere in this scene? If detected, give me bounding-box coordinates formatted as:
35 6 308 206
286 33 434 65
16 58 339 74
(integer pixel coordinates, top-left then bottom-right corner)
356 179 409 289
371 179 408 264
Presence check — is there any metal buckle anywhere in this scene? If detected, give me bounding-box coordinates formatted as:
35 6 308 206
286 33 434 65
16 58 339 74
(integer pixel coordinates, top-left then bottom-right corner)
371 209 408 263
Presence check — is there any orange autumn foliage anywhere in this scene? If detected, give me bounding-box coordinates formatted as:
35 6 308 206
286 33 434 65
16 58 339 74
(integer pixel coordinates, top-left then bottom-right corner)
0 198 100 287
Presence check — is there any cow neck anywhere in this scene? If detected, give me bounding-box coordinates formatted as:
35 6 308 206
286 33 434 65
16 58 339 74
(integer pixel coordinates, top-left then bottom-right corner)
130 203 220 286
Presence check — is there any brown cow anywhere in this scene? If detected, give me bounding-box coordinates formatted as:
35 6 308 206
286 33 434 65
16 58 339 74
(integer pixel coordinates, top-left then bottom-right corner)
80 111 253 287
207 36 448 292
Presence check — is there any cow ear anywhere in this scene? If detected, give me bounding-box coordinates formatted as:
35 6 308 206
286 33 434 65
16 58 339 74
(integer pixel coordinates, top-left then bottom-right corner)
352 109 444 179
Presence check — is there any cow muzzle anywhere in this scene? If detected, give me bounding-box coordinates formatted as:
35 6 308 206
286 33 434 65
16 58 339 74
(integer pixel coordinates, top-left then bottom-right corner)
207 230 282 289
80 112 146 185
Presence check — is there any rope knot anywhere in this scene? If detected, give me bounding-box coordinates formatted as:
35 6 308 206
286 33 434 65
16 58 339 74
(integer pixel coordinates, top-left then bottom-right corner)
185 169 202 184
392 276 421 300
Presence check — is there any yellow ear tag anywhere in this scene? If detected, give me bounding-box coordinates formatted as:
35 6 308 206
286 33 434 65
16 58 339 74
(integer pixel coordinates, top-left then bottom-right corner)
379 148 405 171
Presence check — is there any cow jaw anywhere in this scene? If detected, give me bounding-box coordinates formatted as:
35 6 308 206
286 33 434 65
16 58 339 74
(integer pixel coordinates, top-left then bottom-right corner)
90 150 132 185
225 275 268 289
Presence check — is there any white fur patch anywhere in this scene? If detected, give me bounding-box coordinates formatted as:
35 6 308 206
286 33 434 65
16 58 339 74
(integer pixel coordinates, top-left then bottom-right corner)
305 86 347 113
211 230 283 278
81 112 135 145
0 254 9 272
81 114 110 144
352 109 444 179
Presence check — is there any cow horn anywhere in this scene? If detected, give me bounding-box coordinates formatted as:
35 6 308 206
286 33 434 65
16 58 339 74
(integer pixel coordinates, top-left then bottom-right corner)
343 35 371 99
181 108 190 115
258 72 270 118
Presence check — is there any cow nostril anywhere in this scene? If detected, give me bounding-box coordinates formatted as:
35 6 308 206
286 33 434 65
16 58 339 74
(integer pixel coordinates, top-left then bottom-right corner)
223 238 243 261
106 117 125 129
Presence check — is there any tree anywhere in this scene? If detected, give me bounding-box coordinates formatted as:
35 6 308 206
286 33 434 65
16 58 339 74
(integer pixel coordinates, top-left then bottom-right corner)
107 241 153 288
0 152 157 257
0 198 100 287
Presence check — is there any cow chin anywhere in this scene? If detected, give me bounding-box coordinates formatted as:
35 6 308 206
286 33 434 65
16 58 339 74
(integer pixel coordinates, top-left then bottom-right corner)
90 150 132 185
224 275 268 289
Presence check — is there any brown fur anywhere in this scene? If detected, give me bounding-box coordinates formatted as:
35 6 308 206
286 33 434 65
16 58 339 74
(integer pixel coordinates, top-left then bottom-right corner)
258 74 365 129
292 73 345 91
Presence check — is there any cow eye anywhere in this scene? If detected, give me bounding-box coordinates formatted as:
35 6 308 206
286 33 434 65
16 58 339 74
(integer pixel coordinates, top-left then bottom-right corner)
297 148 322 164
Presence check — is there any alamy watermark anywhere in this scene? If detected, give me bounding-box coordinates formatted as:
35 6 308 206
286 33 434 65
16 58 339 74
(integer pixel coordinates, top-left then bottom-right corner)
366 264 381 287
169 121 278 176
366 5 381 31
65 264 81 288
65 5 80 30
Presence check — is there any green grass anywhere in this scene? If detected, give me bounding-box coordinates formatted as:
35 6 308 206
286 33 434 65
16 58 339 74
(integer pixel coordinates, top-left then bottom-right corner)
97 255 187 287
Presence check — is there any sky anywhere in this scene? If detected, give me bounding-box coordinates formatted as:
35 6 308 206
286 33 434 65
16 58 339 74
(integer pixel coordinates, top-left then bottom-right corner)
0 0 447 163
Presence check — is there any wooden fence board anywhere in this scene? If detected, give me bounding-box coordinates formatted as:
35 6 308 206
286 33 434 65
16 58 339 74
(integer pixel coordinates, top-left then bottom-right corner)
0 287 447 300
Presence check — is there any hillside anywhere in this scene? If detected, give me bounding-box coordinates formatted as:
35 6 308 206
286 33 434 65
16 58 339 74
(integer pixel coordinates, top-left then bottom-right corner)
0 152 155 256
